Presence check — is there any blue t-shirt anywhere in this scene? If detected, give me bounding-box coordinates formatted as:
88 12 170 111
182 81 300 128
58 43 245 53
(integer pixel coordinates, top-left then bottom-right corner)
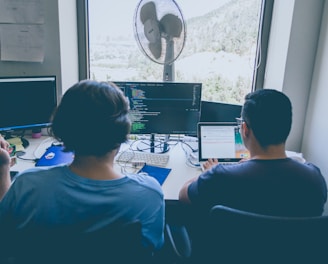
188 158 327 217
0 165 165 249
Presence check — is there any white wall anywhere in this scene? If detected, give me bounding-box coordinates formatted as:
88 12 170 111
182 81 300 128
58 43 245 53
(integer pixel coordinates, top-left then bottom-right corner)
264 0 324 152
263 0 294 91
302 1 328 182
58 0 79 94
265 0 328 214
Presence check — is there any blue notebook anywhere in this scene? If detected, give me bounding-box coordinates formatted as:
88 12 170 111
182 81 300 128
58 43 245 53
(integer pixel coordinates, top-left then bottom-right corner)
138 164 171 185
35 145 74 167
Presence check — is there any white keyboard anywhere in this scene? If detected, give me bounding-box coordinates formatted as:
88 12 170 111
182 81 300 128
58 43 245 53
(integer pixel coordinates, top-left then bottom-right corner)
116 151 169 167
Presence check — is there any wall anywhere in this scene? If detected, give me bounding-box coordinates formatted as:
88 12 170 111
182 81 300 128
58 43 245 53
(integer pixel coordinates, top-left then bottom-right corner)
264 0 324 153
263 0 294 91
58 0 79 93
265 0 328 214
302 1 328 183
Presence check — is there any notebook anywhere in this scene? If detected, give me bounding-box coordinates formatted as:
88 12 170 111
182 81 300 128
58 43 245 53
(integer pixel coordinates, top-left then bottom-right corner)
35 145 74 167
138 164 171 185
197 122 250 163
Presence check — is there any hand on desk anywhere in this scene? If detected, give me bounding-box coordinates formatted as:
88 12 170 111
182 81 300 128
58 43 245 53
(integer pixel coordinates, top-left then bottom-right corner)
202 157 250 171
202 158 219 171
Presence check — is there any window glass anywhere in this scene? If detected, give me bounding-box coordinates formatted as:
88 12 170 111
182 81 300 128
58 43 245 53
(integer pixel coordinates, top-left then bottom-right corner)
88 0 263 104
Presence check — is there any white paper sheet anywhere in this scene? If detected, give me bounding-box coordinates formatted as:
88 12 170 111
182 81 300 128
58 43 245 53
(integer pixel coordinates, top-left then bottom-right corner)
0 0 44 24
0 24 45 62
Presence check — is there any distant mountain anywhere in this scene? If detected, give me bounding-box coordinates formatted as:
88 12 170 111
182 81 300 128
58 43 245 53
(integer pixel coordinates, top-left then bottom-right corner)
182 0 260 57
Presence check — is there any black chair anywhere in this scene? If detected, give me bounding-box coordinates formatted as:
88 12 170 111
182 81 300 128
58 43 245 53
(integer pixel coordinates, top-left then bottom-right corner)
1 221 154 264
166 205 328 264
158 202 193 264
196 205 328 264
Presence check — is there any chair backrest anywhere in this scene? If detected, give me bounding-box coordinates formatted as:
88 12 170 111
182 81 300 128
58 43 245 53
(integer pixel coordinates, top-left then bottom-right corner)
193 205 328 264
2 221 153 264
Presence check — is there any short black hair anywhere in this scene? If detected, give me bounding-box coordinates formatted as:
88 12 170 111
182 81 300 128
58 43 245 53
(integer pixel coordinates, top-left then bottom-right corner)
241 89 292 148
50 80 131 156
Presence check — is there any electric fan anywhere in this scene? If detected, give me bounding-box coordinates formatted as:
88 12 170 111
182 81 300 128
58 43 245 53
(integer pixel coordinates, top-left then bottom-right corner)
134 0 186 81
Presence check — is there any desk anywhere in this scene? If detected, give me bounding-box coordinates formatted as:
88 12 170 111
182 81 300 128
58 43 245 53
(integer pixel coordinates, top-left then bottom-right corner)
11 135 201 201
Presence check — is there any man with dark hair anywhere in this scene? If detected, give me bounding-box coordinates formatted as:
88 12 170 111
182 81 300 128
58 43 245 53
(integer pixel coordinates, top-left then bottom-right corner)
0 80 164 251
179 89 327 217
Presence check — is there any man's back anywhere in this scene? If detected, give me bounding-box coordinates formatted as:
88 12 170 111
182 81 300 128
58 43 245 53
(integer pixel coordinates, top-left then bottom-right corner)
0 165 165 250
187 158 327 217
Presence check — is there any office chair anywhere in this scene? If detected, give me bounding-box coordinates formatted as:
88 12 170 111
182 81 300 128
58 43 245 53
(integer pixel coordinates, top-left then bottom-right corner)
194 205 328 264
1 221 153 264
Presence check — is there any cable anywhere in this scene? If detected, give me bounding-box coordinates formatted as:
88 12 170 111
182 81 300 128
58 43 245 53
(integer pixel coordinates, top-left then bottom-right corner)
16 137 58 163
180 141 200 169
33 137 58 159
180 140 198 152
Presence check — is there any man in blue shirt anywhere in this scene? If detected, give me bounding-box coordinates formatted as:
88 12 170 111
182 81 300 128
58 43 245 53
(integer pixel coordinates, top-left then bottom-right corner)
179 89 327 217
0 81 165 254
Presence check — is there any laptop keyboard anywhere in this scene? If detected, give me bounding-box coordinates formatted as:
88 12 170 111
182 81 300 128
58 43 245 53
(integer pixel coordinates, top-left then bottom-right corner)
116 151 169 167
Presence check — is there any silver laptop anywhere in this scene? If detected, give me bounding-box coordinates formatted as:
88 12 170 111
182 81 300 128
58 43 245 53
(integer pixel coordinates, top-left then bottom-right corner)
197 122 250 163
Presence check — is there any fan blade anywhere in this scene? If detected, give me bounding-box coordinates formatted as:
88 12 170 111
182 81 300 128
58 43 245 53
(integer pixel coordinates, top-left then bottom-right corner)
144 19 161 43
160 14 183 38
149 41 162 59
140 1 158 24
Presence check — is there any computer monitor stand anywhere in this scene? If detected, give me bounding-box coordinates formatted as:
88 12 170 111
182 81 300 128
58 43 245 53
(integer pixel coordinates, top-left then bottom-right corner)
136 134 170 154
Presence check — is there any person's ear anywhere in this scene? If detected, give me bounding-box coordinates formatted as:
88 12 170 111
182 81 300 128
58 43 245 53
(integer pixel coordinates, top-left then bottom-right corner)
242 122 250 137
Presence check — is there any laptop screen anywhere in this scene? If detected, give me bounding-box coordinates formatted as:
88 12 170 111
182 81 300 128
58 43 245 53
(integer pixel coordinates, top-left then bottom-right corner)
198 122 250 162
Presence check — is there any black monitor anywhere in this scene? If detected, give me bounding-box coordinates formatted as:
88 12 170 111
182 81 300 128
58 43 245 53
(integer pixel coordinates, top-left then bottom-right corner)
0 76 57 138
200 100 242 123
114 81 202 152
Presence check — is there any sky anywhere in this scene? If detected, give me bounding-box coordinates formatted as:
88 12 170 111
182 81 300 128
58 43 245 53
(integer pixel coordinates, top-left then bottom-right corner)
89 0 232 38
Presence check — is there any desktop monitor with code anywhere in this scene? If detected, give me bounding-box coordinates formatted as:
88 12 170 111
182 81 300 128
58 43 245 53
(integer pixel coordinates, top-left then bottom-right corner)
114 81 202 153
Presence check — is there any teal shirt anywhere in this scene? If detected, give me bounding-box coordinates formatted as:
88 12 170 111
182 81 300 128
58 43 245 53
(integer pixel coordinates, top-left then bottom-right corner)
0 165 165 249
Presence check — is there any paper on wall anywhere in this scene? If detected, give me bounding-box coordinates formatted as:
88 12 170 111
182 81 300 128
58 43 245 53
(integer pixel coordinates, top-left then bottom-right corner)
0 0 44 24
0 24 45 62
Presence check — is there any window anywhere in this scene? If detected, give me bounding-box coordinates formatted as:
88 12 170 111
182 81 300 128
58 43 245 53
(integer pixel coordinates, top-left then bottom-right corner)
79 0 272 105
